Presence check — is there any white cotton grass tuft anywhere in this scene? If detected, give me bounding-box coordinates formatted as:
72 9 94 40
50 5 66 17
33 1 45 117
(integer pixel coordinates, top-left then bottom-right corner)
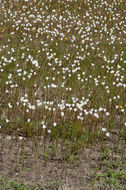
53 122 57 127
19 136 23 140
102 128 110 137
102 128 107 132
106 132 110 137
61 112 64 117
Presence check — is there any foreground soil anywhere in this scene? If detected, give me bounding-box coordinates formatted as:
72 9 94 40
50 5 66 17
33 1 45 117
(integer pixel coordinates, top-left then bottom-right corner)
0 133 126 190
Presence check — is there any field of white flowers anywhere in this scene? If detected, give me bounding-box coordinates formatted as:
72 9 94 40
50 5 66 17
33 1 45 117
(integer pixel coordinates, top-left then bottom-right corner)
0 0 126 189
0 0 126 151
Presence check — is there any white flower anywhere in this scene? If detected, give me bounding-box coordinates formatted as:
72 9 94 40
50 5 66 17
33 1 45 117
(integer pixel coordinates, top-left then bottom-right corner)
6 119 10 123
51 83 57 88
42 124 46 129
61 112 64 117
8 103 12 108
32 60 39 67
19 136 23 140
17 102 19 106
6 90 9 93
94 113 99 118
106 112 110 116
99 107 103 112
106 132 110 137
102 128 106 132
53 122 57 127
121 109 124 112
47 130 51 133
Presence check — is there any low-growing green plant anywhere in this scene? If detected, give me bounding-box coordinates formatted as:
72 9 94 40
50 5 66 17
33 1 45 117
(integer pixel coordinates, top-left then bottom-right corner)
95 170 126 189
0 177 31 190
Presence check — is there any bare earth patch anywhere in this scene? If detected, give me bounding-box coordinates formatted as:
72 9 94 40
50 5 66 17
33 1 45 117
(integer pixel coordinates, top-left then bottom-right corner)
0 133 126 190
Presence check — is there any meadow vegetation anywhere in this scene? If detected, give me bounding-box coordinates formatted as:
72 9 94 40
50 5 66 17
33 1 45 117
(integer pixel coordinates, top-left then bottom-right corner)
0 0 126 189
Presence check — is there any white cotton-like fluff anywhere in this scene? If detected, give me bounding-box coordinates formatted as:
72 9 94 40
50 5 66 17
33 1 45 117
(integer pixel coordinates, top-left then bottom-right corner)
32 60 39 68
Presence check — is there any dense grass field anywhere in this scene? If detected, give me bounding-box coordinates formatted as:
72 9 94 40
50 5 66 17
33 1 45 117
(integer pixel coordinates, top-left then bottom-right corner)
0 0 126 189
